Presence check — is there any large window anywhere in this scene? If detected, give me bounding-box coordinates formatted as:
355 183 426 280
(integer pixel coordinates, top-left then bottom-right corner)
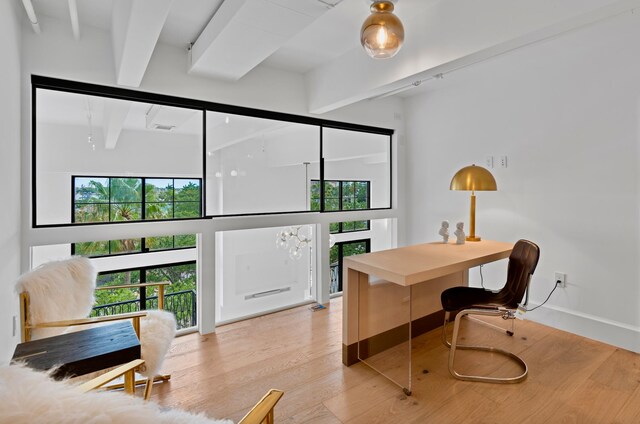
205 111 320 216
92 261 197 330
322 128 391 211
72 176 200 257
33 78 392 226
73 176 201 223
310 180 370 233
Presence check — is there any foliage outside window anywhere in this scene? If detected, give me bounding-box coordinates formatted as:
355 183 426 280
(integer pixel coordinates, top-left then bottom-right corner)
310 180 370 233
73 234 197 257
72 176 200 257
92 262 197 330
73 176 201 223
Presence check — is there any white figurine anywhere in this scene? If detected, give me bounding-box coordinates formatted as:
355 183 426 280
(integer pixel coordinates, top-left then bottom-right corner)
454 222 466 244
438 220 449 243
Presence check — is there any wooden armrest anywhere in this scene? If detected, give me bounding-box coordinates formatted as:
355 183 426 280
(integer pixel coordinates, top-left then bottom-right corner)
95 281 171 291
31 311 147 328
238 389 284 424
77 359 145 393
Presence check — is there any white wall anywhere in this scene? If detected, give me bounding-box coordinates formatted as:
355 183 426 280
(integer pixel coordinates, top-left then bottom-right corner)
404 11 640 351
0 0 22 363
215 226 314 323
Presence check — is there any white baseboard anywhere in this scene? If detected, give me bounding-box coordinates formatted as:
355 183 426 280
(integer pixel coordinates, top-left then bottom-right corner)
526 303 640 353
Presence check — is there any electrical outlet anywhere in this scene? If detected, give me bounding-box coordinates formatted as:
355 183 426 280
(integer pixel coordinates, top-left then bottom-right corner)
500 155 508 168
555 272 566 288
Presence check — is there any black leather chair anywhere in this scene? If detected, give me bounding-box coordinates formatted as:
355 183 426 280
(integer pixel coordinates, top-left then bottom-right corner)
440 239 540 383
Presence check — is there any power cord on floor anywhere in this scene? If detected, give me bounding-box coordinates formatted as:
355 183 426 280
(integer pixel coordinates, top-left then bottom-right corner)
479 264 485 288
522 280 561 312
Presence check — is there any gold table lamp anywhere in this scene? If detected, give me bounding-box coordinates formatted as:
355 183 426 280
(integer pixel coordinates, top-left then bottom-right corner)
450 164 497 242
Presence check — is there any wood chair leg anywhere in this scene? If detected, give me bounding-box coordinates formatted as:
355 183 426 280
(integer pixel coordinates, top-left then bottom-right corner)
143 378 153 400
123 368 136 394
104 373 171 392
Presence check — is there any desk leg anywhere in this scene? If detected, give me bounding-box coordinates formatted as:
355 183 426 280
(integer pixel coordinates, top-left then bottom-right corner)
343 269 469 367
356 276 412 394
342 267 361 366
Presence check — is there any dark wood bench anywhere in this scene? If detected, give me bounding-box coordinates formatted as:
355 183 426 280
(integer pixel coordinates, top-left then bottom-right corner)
12 320 141 379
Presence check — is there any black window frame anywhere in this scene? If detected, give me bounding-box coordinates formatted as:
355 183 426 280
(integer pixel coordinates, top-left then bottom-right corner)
31 75 394 228
70 234 197 258
72 176 202 224
71 175 200 258
310 179 371 234
330 238 371 294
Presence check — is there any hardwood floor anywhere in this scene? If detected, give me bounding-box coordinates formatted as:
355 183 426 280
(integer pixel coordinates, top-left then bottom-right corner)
153 298 640 423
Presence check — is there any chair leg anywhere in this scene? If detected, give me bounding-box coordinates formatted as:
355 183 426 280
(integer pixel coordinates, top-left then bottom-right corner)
123 368 136 394
104 373 171 392
441 311 452 348
466 314 516 336
143 378 153 400
447 308 528 384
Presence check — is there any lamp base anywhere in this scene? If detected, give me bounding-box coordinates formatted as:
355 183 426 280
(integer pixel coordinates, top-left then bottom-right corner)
466 236 482 242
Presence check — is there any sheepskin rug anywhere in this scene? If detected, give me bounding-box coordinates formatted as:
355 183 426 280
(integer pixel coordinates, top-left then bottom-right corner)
16 257 97 340
0 364 233 424
16 257 176 377
139 309 177 378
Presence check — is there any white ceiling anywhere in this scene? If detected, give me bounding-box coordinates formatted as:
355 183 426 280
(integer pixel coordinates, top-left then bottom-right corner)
30 0 360 74
25 0 640 113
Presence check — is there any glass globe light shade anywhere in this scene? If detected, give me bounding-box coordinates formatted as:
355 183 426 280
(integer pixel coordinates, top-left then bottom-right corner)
360 1 404 59
276 231 289 249
289 247 303 260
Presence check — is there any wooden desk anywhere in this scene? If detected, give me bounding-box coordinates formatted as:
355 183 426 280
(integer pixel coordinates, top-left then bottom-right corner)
12 321 141 380
342 240 513 393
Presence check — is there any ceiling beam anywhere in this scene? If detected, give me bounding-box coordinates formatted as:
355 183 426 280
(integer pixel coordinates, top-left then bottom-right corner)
102 99 131 150
21 0 41 34
190 0 329 81
307 0 640 114
68 0 80 40
111 0 173 87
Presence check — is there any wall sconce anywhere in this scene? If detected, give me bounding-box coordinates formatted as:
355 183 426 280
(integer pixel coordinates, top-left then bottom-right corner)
360 1 404 59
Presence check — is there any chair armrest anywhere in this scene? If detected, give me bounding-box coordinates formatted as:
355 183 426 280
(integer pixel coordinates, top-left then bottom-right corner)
31 311 147 328
77 359 145 393
238 389 284 424
95 281 171 290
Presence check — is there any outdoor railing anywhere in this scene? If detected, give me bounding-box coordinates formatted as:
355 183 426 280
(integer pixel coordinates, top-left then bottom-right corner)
330 264 340 294
91 289 197 330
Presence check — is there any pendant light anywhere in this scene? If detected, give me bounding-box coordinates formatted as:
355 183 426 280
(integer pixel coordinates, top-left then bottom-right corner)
360 1 404 59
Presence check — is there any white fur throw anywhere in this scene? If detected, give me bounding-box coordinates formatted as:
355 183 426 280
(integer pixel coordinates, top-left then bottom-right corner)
0 364 233 424
139 310 177 378
15 257 176 379
16 257 97 340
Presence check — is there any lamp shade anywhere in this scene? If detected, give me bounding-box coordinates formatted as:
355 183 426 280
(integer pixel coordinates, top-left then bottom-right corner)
360 1 404 59
450 165 497 192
